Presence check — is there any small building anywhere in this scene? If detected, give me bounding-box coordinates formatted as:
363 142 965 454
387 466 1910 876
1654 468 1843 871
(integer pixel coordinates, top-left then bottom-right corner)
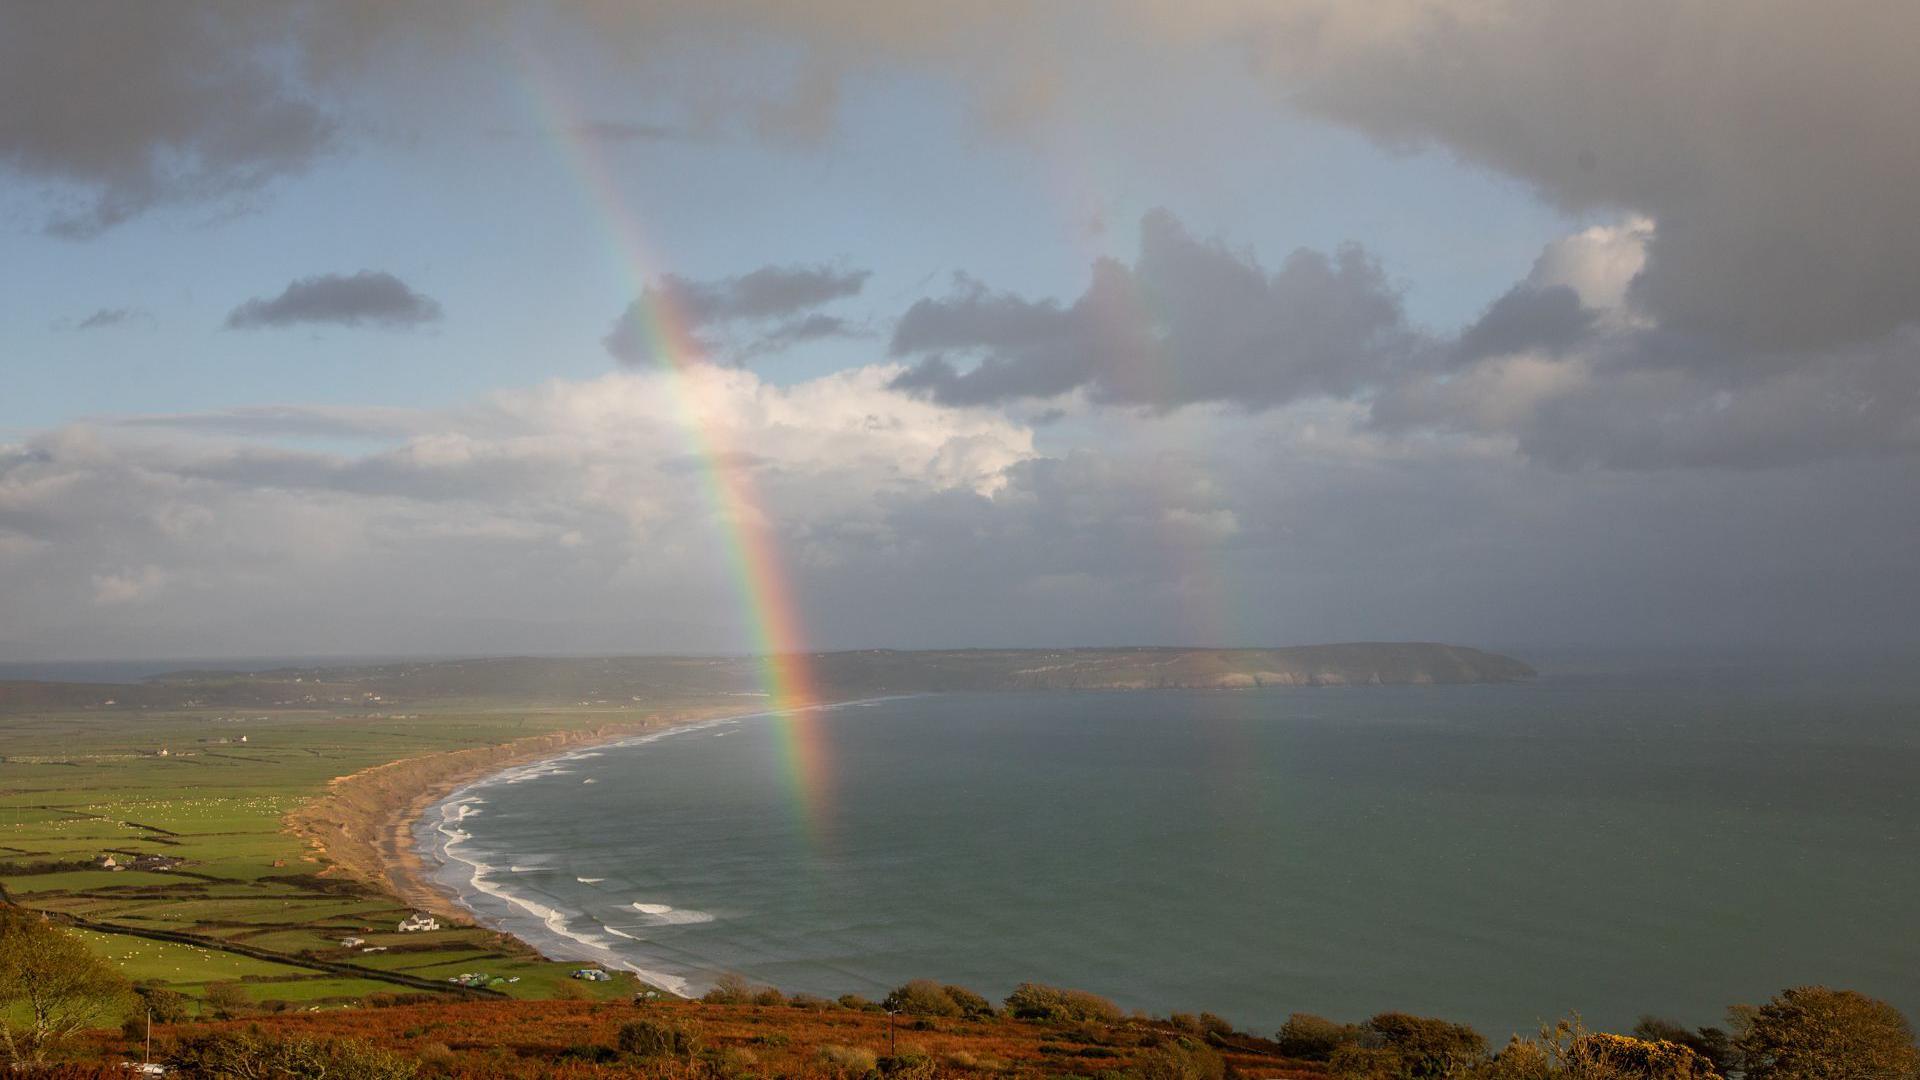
339 937 365 948
398 913 440 933
93 854 119 870
571 968 611 982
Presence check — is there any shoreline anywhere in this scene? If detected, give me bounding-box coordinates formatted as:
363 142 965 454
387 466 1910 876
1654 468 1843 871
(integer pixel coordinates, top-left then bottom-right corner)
284 704 748 926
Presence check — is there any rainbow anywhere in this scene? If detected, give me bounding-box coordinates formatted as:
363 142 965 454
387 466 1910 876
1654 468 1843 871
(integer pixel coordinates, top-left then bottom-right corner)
505 48 833 843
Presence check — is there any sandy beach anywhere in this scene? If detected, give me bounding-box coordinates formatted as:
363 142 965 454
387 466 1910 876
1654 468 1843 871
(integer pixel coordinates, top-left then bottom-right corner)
284 706 742 923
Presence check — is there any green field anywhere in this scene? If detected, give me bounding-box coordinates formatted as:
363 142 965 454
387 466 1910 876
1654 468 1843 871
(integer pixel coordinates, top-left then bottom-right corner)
0 703 692 1010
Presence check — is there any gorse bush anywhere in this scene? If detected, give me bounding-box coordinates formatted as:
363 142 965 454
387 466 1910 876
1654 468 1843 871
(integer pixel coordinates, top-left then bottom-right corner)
701 973 756 1006
1565 1032 1718 1080
1003 982 1124 1023
168 1030 419 1079
818 1043 880 1075
1129 1037 1226 1080
943 984 996 1019
1278 1012 1365 1060
616 1016 702 1059
885 979 963 1017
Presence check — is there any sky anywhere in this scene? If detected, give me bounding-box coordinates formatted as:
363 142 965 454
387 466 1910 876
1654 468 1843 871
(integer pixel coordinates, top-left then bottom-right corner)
2 1 1917 661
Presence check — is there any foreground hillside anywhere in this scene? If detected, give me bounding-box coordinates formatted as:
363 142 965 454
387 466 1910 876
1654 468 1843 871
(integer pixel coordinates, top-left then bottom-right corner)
0 644 1533 715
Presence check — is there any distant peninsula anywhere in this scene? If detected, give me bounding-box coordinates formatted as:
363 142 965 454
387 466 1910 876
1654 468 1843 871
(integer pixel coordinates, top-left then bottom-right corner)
0 644 1532 714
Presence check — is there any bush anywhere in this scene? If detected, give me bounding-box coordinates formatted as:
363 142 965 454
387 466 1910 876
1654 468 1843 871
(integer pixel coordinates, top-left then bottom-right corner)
1365 1012 1488 1079
1738 986 1919 1080
702 973 755 1005
1567 1032 1718 1080
880 1047 939 1079
616 1017 702 1059
168 1030 418 1079
1631 1017 1736 1076
790 992 837 1011
133 986 193 1025
201 982 252 1019
1277 1013 1364 1060
886 979 963 1017
753 986 788 1007
839 994 877 1012
944 984 996 1019
1131 1037 1227 1080
819 1043 880 1075
1004 982 1124 1024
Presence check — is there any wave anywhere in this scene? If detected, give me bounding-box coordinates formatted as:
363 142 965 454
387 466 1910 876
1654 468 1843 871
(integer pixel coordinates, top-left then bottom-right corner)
576 877 605 884
632 902 715 925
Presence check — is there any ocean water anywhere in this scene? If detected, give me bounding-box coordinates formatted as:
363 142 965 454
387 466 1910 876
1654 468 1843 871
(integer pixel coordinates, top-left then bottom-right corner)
418 657 1920 1038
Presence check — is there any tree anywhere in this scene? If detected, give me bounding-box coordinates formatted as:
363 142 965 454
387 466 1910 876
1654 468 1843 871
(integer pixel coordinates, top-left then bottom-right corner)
1739 987 1920 1080
0 907 130 1065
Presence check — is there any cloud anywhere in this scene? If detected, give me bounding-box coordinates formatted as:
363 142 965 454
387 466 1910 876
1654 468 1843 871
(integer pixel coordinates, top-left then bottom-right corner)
225 271 442 331
0 4 336 237
54 308 155 332
605 264 869 364
889 209 1421 409
6 367 1916 657
1370 220 1920 470
1250 1 1920 354
1452 285 1595 365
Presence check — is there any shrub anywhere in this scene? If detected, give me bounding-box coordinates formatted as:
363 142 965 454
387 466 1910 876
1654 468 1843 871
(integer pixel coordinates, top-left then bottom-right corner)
1131 1037 1227 1080
885 979 963 1017
839 994 877 1012
819 1043 880 1075
703 973 755 1005
616 1016 702 1059
1197 1013 1235 1038
1631 1018 1737 1077
1004 982 1124 1023
944 984 996 1019
791 992 837 1011
1277 1013 1365 1060
1484 1036 1555 1080
558 1043 618 1063
1365 1012 1488 1079
880 1047 939 1079
201 982 253 1020
710 1045 760 1078
168 1030 418 1079
753 986 788 1007
1567 1032 1718 1080
133 986 193 1025
1738 986 1919 1080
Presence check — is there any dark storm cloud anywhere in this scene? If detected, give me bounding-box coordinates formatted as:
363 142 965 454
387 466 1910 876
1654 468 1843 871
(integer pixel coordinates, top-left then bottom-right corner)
1453 285 1595 364
225 271 442 330
605 264 869 364
889 210 1420 409
0 4 336 237
1267 2 1920 354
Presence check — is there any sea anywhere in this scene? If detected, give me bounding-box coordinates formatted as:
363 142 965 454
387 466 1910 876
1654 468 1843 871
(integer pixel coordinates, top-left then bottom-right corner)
416 652 1920 1039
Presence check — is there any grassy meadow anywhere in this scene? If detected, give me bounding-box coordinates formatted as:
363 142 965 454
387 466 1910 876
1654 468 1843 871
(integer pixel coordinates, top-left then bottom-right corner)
0 701 698 1011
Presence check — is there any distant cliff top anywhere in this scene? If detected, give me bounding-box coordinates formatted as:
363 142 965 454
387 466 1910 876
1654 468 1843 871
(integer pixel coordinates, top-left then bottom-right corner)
0 644 1532 714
